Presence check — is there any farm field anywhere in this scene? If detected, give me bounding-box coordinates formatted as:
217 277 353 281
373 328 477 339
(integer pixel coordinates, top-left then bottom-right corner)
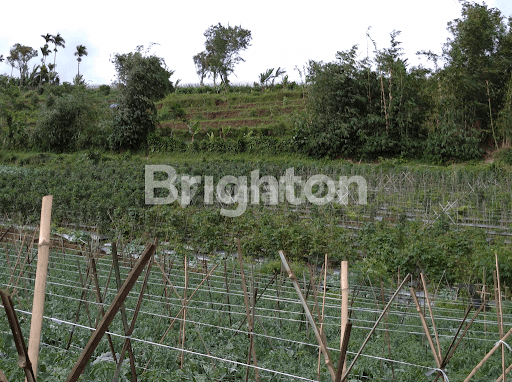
0 226 511 381
1 150 512 380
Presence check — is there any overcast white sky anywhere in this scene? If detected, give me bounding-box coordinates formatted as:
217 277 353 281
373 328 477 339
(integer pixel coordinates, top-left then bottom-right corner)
1 0 511 86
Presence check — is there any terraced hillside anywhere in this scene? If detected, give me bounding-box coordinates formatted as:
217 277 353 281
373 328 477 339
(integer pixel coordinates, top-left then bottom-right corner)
155 88 305 141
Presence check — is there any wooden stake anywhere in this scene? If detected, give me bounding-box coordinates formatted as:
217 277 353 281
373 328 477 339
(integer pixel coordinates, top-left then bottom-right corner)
421 273 442 360
496 254 506 382
410 287 445 381
464 325 512 382
111 242 138 382
66 243 156 382
317 254 328 380
335 321 352 382
341 274 411 382
27 195 52 381
279 251 336 381
340 261 349 376
237 239 260 382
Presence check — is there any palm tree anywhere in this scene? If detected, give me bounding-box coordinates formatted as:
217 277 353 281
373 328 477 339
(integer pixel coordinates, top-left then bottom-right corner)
74 45 88 76
50 33 65 82
39 44 51 85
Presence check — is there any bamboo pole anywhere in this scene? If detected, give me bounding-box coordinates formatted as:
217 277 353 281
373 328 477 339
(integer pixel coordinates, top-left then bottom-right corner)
237 240 260 382
317 254 328 381
335 322 352 382
66 243 156 382
89 256 118 363
340 261 348 376
464 324 512 382
410 287 445 381
341 273 411 382
27 195 52 381
111 243 138 382
180 255 188 369
279 251 336 382
421 273 442 360
496 254 506 382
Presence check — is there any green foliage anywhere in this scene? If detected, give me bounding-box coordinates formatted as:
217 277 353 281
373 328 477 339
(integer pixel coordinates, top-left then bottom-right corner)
7 43 38 86
31 89 100 152
194 23 252 85
293 37 428 160
159 102 186 121
109 45 175 150
98 84 111 96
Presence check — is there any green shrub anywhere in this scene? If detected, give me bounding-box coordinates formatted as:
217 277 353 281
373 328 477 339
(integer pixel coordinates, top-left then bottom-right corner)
31 90 97 152
98 84 111 96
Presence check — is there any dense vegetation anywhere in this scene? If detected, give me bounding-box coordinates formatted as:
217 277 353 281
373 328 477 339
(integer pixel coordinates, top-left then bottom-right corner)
1 2 511 162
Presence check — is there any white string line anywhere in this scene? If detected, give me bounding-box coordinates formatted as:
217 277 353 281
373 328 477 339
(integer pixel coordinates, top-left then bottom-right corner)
4 279 503 344
2 307 439 378
0 329 173 377
1 247 499 318
0 273 504 340
0 254 498 323
0 254 504 331
0 282 504 351
0 250 493 320
0 280 503 343
0 246 506 318
2 309 321 382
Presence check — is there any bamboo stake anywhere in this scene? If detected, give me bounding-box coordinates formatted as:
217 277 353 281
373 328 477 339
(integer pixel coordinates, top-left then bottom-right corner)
340 261 349 376
421 273 442 360
279 251 336 382
335 322 352 382
341 273 411 382
224 260 232 326
317 254 328 381
496 254 506 382
237 239 260 382
410 287 445 381
66 243 156 382
381 277 395 381
27 195 52 381
143 260 219 372
76 256 93 330
180 255 188 369
66 259 91 350
464 325 512 382
89 256 118 363
111 243 138 382
433 304 482 382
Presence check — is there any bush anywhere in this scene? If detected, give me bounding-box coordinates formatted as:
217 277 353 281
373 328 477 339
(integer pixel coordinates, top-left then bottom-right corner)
99 85 111 96
31 90 97 152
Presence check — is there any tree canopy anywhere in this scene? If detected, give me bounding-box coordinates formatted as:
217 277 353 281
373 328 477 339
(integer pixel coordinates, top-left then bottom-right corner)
193 23 252 85
109 45 175 150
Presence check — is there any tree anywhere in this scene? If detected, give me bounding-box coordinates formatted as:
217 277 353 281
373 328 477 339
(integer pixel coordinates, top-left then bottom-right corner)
74 45 88 77
194 23 251 85
50 33 65 83
193 51 209 86
441 1 512 146
39 34 53 86
109 45 175 150
7 44 38 86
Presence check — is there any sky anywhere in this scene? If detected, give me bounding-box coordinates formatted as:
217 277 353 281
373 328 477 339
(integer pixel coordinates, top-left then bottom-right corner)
1 0 511 87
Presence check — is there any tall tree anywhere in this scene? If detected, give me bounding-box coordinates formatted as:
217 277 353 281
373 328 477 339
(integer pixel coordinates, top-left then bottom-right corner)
194 23 251 85
441 1 512 143
50 33 65 82
74 45 88 76
193 51 210 86
39 43 51 85
8 44 38 86
109 45 175 150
